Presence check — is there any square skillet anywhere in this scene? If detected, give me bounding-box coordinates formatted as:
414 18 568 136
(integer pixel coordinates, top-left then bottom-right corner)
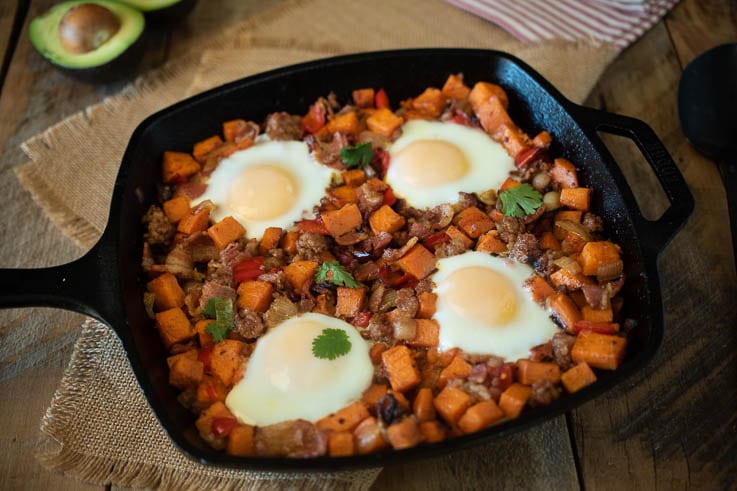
0 49 693 470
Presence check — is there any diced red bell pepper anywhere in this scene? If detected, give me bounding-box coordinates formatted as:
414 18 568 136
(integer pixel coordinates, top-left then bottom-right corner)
211 417 238 437
422 231 451 250
206 383 219 403
451 111 473 127
373 148 391 178
198 347 212 373
375 88 390 109
352 311 372 328
297 218 330 235
301 101 326 134
529 341 553 362
573 320 619 335
514 146 545 169
233 256 265 283
383 187 397 206
390 272 418 289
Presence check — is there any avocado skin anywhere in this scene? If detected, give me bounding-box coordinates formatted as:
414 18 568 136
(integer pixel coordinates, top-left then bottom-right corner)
55 34 146 83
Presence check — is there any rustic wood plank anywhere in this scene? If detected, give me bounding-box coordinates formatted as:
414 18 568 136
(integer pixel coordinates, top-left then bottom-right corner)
0 0 20 90
574 2 737 488
666 0 737 68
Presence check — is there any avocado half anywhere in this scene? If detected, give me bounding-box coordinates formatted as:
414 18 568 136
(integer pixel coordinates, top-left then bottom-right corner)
116 0 198 23
29 0 145 83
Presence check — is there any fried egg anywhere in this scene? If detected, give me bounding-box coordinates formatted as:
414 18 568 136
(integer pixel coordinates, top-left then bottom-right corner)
225 313 373 426
385 120 515 209
432 251 558 360
196 140 334 239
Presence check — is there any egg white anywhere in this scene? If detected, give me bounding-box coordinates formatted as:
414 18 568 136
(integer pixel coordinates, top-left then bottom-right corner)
225 313 373 426
385 120 515 209
196 140 334 239
433 251 559 360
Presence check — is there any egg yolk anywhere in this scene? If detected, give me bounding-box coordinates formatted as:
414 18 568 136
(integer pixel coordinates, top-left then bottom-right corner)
392 139 469 187
443 266 518 325
226 164 298 221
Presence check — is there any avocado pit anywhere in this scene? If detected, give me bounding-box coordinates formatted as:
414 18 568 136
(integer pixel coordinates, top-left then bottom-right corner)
58 3 121 54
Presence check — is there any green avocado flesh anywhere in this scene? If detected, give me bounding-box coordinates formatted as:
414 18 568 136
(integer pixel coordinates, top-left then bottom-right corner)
115 0 183 12
29 0 144 69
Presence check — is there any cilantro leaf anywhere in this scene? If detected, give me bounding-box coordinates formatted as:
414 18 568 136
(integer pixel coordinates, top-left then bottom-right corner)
312 328 352 360
202 297 235 343
499 183 543 218
340 142 373 169
315 261 362 288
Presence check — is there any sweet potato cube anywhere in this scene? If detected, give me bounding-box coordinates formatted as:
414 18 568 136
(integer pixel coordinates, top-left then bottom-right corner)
207 216 246 250
168 354 204 389
579 241 622 276
532 130 553 149
177 207 210 235
517 359 561 385
582 305 614 323
382 345 421 392
549 292 582 330
453 206 494 239
396 244 436 280
222 119 248 143
469 81 509 111
335 287 365 318
366 108 403 138
195 401 234 440
193 135 223 163
458 400 504 434
550 268 592 291
362 383 388 408
147 272 185 310
560 187 592 211
433 386 472 425
476 230 507 254
342 169 367 187
561 362 598 393
226 425 255 456
162 196 191 223
386 417 423 450
162 151 200 183
445 225 473 249
317 401 370 432
281 231 299 255
328 431 355 457
419 420 447 443
539 231 562 251
438 355 472 388
195 319 213 348
352 88 375 108
571 331 627 370
284 260 319 291
329 185 359 207
551 158 579 188
413 387 436 422
259 227 283 255
326 111 359 135
498 383 532 419
236 281 273 313
155 307 194 349
354 417 388 455
369 204 406 234
211 339 246 387
408 319 439 348
442 73 471 100
496 125 531 158
526 276 555 304
475 97 514 135
321 203 363 238
416 292 437 319
412 87 445 118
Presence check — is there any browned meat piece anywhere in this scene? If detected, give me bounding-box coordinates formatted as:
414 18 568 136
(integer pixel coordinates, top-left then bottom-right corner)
183 232 220 263
582 212 605 234
183 283 203 317
234 308 265 339
367 313 392 342
468 363 489 384
199 281 236 311
509 233 541 264
368 283 386 313
219 241 253 270
143 205 174 246
414 277 434 295
407 219 433 240
310 132 351 168
396 288 419 318
361 231 393 255
376 393 408 425
258 269 288 290
264 112 303 141
207 260 234 288
165 243 194 278
296 233 329 262
434 237 468 258
263 294 298 329
382 236 418 263
356 179 387 215
496 215 526 244
334 231 369 246
529 380 562 407
141 242 154 272
533 249 563 277
254 420 327 458
551 332 576 371
263 249 287 271
457 192 479 210
354 261 380 282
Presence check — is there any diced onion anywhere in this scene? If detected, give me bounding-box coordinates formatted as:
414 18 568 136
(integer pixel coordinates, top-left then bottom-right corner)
543 191 561 211
553 256 582 274
555 220 592 242
477 189 498 206
532 172 551 191
392 316 417 341
597 260 624 282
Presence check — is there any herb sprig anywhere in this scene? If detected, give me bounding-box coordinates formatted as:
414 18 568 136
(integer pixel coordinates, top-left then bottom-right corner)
315 261 362 288
312 328 352 360
340 142 373 169
499 183 543 217
202 297 235 343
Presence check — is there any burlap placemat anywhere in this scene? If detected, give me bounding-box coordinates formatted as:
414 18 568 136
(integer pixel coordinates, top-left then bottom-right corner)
12 0 628 488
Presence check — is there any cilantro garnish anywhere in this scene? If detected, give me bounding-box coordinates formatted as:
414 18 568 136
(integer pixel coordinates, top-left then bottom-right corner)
340 142 373 169
499 183 543 217
315 261 361 288
312 328 352 360
202 297 235 343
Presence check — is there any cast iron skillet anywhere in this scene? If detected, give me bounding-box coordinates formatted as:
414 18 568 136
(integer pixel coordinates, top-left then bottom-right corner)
0 49 693 470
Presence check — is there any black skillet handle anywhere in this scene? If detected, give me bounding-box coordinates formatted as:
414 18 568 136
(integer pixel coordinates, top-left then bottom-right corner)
574 106 694 254
0 240 119 325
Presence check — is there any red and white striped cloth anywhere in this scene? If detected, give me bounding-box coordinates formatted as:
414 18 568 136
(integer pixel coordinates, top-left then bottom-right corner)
447 0 679 48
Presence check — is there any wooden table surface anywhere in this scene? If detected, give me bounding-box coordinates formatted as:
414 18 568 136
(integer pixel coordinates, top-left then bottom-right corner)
0 1 735 489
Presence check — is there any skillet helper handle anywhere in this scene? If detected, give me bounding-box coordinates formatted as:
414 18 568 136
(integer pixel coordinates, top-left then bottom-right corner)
0 247 115 324
575 106 694 253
